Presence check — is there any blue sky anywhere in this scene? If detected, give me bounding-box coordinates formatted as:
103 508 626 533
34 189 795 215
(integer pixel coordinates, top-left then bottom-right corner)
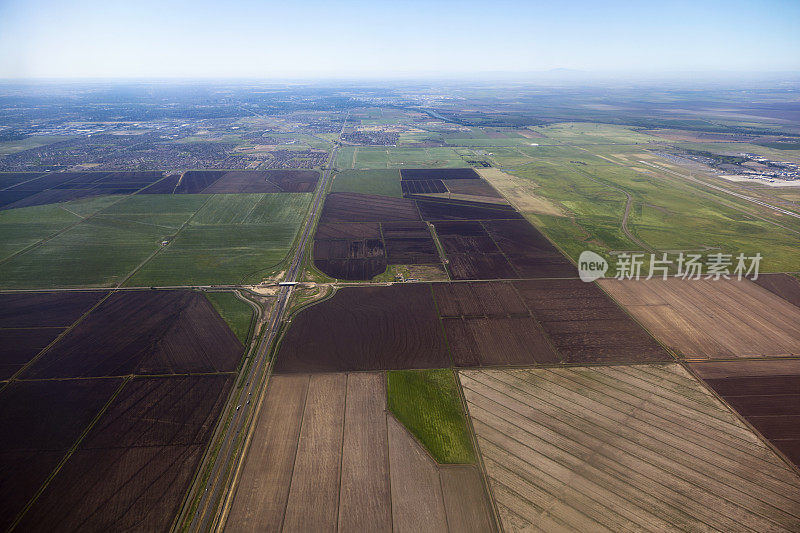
0 0 798 78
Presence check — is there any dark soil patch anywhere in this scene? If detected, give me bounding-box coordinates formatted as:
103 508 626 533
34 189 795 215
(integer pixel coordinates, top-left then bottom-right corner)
401 180 447 195
416 198 522 221
752 273 800 308
0 327 63 380
0 291 106 328
319 192 421 223
442 179 502 198
400 168 480 180
275 285 449 372
22 290 244 378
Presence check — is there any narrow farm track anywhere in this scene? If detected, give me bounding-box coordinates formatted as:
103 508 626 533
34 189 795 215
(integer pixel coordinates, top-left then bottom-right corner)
178 132 342 531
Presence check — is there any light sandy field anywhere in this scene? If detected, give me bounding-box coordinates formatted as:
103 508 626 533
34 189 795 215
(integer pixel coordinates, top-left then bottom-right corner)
599 278 800 359
225 372 496 532
477 168 564 217
460 365 800 533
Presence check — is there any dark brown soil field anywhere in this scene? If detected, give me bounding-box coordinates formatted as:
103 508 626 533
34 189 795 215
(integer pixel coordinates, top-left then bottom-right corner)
173 170 224 194
319 192 421 223
23 290 243 378
14 375 232 531
385 237 439 264
315 222 381 239
0 327 62 380
201 171 282 193
433 282 528 317
314 258 388 280
514 279 671 363
483 219 577 278
446 253 518 280
382 221 431 239
752 273 800 308
417 198 522 221
401 179 447 195
139 175 180 194
275 285 449 372
691 360 800 468
400 168 480 180
1 172 162 209
0 291 106 328
442 179 502 198
443 316 559 367
0 379 123 530
262 169 320 193
314 238 387 279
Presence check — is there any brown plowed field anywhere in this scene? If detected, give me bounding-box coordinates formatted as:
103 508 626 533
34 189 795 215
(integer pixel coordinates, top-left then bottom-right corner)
315 222 381 239
16 375 232 531
400 168 480 180
382 221 432 239
23 290 244 378
139 174 180 193
227 372 494 532
417 198 522 221
483 219 577 278
319 192 421 223
443 316 560 367
600 278 800 359
402 179 447 195
0 378 123 530
752 273 800 308
314 258 388 280
174 170 224 194
18 444 204 532
515 279 670 363
445 253 517 280
275 285 448 372
201 171 282 193
0 327 62 380
262 170 320 193
385 238 439 264
0 291 106 328
691 359 800 468
442 179 502 199
433 281 528 317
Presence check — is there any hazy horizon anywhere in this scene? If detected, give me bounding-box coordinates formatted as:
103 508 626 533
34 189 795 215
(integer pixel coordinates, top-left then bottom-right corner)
1 0 798 79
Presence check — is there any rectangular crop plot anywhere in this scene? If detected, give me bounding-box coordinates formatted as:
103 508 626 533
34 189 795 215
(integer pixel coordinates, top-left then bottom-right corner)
483 219 577 278
401 179 447 195
442 179 502 199
417 198 522 221
514 279 670 363
460 365 800 533
443 316 559 367
0 378 123 530
599 278 800 359
319 192 421 223
16 375 231 532
433 221 516 280
691 359 800 468
0 291 105 328
173 170 224 193
201 170 319 193
275 285 449 372
314 238 387 280
433 281 528 318
0 327 63 380
315 222 381 240
23 290 243 378
384 238 438 264
400 168 480 180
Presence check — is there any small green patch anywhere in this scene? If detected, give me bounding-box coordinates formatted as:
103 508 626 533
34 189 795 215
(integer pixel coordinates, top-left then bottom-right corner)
387 369 475 464
203 292 254 344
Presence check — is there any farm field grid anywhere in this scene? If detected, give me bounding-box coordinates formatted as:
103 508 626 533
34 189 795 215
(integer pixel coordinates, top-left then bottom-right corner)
1 82 800 532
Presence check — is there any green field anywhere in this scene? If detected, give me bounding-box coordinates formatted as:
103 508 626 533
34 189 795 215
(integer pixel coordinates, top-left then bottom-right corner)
387 369 475 464
330 169 402 197
0 136 74 155
0 192 312 289
204 291 254 344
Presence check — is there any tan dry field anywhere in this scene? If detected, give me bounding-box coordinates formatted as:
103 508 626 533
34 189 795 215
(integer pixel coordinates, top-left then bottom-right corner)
599 278 800 359
460 365 800 533
225 372 496 532
476 168 564 217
